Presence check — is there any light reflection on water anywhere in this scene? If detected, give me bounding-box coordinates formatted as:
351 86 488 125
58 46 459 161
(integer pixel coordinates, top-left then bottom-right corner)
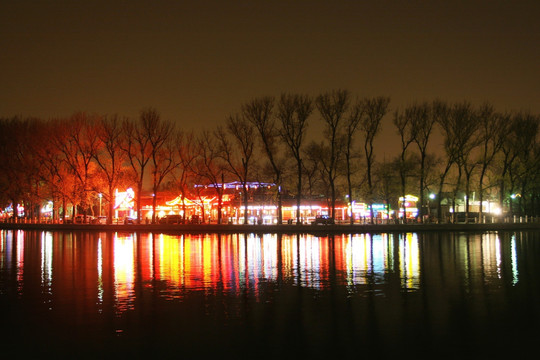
1 229 537 358
0 230 521 312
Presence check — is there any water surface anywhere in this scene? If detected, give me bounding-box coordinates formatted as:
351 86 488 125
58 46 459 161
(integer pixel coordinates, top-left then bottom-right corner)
1 230 538 358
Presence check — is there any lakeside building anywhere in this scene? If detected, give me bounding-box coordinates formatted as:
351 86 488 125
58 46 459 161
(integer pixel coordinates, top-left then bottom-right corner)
107 185 506 224
115 182 416 224
2 181 508 224
0 181 424 224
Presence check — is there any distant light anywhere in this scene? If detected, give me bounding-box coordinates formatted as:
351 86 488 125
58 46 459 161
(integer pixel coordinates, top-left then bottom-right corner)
399 195 418 202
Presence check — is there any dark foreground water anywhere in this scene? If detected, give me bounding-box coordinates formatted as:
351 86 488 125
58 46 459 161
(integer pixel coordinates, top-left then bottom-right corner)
1 229 539 359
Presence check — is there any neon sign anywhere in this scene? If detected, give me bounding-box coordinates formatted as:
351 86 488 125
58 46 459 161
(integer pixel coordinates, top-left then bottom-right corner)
114 188 135 210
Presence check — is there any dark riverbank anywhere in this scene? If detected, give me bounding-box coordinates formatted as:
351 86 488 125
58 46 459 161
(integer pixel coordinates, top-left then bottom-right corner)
1 221 539 234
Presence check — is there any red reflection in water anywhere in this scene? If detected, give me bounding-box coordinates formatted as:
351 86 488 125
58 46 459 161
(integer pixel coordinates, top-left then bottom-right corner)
0 231 427 313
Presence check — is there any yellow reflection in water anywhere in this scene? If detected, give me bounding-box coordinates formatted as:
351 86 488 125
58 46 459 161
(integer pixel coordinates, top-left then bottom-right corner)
400 233 420 289
90 230 522 312
158 233 182 284
0 229 526 313
114 233 135 312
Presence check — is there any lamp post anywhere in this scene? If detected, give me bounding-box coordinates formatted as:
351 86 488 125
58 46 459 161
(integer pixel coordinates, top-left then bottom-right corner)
428 193 435 219
98 193 102 217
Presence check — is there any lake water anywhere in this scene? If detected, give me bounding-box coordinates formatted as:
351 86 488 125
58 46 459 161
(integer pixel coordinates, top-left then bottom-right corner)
1 229 539 359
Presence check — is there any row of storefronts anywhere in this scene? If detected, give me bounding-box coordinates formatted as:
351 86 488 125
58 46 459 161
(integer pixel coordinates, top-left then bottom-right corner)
113 184 420 224
3 181 509 224
2 182 422 223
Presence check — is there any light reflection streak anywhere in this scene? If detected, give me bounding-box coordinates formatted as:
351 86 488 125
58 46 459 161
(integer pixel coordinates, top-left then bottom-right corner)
114 233 135 312
481 232 501 282
17 230 24 295
97 237 103 308
400 233 420 289
345 233 371 285
495 234 502 279
372 234 388 282
40 232 53 304
298 235 323 288
511 235 518 285
158 232 182 285
0 230 7 271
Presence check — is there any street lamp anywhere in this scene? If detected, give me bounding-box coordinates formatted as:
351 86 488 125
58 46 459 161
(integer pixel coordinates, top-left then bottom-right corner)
98 193 102 217
427 193 436 220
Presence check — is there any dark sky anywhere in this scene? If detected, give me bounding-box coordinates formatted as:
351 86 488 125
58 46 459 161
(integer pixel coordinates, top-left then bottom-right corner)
2 0 539 155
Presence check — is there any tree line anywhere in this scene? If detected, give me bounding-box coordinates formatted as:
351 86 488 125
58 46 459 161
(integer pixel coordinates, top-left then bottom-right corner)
1 89 539 224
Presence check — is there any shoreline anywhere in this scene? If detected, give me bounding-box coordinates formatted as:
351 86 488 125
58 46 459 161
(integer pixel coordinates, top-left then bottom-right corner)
1 221 539 234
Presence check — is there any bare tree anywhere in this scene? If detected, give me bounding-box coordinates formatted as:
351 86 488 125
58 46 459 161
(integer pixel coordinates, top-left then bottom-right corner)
476 103 508 222
454 102 481 222
93 114 129 224
393 105 416 221
374 158 401 222
436 102 479 222
0 117 45 220
359 96 390 223
410 101 437 222
433 101 457 222
517 115 540 216
35 119 69 221
121 114 152 224
54 112 100 220
242 96 287 224
344 98 365 224
171 130 198 223
193 130 228 223
216 114 256 224
141 108 178 223
302 143 326 199
315 89 349 221
277 93 313 224
503 112 540 216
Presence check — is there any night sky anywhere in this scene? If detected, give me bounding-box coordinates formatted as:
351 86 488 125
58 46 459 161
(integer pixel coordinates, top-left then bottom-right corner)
2 1 539 155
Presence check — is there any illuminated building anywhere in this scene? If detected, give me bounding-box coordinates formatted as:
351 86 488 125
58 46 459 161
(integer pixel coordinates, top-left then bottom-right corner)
113 182 395 224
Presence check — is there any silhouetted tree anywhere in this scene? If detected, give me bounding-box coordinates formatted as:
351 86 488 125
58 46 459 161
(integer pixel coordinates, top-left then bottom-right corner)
410 101 437 221
121 111 152 224
36 119 65 221
504 112 540 216
437 102 479 222
359 96 390 223
193 130 229 223
172 130 198 223
374 159 401 221
302 143 326 199
476 103 508 222
142 108 178 223
344 98 364 224
54 113 100 220
0 117 43 220
315 89 350 221
93 114 129 223
216 114 256 224
278 93 313 224
393 105 417 221
243 96 287 224
454 102 480 222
